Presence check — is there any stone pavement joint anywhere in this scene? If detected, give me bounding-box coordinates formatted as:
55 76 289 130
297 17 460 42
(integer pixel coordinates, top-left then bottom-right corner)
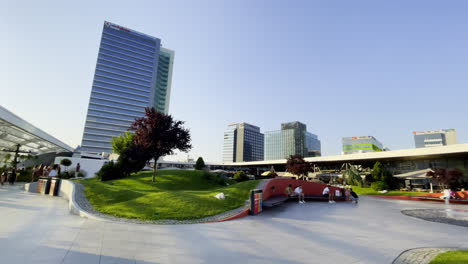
392 248 455 264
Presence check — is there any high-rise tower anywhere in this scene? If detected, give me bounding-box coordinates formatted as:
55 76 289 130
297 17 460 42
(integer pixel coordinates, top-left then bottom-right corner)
81 21 174 155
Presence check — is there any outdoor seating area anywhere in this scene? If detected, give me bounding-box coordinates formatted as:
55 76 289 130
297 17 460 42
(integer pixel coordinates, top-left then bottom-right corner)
261 178 349 208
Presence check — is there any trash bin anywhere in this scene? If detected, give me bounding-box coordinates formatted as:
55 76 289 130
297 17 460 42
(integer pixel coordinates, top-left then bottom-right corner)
38 177 51 195
250 189 263 215
49 178 61 196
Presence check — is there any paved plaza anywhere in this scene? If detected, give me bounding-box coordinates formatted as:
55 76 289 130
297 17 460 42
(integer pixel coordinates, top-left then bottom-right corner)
0 185 467 264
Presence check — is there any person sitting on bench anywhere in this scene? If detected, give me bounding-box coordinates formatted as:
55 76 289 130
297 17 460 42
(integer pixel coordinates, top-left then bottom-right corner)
350 188 359 203
294 185 305 204
284 184 296 198
323 185 335 203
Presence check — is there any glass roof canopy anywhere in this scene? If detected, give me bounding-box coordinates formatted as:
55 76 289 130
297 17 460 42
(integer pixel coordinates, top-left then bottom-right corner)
0 106 73 155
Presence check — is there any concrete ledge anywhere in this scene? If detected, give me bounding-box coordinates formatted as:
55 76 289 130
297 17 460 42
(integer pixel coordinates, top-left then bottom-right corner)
25 180 108 222
58 180 110 221
24 182 39 193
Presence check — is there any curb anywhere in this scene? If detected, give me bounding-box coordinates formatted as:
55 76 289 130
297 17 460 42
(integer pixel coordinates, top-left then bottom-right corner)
25 180 258 224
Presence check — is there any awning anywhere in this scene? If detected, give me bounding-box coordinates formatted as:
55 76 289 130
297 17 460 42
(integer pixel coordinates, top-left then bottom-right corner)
394 169 434 180
0 106 73 155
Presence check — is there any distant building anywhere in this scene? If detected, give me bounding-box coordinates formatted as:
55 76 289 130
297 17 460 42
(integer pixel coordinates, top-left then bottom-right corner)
81 21 174 155
414 129 457 148
222 123 264 163
342 136 383 155
264 121 321 160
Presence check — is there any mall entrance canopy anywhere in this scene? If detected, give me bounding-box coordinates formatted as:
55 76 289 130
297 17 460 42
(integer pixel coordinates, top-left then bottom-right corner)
0 106 73 156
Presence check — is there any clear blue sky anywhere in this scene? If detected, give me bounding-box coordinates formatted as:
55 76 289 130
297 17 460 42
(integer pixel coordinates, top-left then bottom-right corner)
2 0 468 162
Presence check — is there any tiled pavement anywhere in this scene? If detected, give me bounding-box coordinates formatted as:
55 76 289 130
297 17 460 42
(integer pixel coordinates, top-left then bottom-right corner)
1 184 467 264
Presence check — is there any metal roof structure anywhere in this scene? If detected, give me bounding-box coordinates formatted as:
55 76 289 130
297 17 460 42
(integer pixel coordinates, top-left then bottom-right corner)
224 144 468 167
0 106 73 155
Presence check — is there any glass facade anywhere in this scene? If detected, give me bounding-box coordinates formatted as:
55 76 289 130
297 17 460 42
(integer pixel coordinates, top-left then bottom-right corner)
222 124 237 163
81 21 174 154
342 136 384 155
222 123 264 163
264 122 321 160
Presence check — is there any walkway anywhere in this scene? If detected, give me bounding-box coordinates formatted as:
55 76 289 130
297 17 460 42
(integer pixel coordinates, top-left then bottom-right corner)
1 185 467 264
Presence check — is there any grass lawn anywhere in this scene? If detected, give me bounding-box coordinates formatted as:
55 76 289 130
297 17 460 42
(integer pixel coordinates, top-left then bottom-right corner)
351 186 428 196
430 250 468 264
76 170 259 221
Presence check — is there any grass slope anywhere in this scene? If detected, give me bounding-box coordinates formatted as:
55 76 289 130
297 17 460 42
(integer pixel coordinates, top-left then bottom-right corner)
77 170 259 221
430 250 468 264
351 186 428 196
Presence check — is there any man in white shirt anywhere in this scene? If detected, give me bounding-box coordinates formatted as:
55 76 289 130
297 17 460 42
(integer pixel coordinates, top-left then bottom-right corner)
48 164 59 177
294 185 305 204
323 185 335 203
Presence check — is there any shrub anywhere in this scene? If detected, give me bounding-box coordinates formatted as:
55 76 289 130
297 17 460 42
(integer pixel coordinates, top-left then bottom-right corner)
371 181 389 191
96 161 124 181
233 170 249 182
77 170 87 178
15 167 33 182
59 172 71 179
202 171 227 185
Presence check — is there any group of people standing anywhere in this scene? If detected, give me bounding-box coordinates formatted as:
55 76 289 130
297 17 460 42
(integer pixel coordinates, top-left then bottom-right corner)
31 164 61 182
322 185 359 203
284 183 359 204
0 167 18 186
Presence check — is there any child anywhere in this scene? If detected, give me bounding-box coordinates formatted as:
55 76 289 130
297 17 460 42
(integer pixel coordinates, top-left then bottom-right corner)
345 188 351 201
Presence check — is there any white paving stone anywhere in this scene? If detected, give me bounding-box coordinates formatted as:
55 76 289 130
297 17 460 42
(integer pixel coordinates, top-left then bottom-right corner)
0 184 467 264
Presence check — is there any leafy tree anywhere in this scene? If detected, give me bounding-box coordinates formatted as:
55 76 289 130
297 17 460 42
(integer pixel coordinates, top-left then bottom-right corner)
195 157 205 170
60 158 72 172
118 143 150 177
427 168 464 189
371 161 384 181
112 132 134 155
371 161 395 188
233 170 249 182
286 155 311 180
131 107 192 182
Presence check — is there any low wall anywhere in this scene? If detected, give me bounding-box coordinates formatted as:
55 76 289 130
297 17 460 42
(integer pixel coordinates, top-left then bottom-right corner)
25 180 107 221
417 191 468 199
24 181 39 193
261 178 343 200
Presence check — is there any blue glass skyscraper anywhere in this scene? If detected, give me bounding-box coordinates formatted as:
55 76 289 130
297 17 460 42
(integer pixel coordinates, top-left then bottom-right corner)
81 21 174 154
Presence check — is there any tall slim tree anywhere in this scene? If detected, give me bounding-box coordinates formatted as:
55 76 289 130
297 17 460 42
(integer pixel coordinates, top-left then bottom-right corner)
131 107 192 182
286 155 311 180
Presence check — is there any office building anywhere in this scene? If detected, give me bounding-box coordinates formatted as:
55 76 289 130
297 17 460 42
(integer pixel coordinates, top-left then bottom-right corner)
264 121 321 160
222 123 264 163
81 21 174 154
414 129 457 148
342 136 383 155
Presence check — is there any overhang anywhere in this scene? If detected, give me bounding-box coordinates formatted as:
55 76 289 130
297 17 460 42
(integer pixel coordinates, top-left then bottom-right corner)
0 106 73 155
224 144 468 167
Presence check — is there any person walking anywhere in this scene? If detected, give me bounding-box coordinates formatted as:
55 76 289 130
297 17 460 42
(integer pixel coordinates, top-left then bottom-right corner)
8 168 17 185
76 163 80 173
0 171 6 186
